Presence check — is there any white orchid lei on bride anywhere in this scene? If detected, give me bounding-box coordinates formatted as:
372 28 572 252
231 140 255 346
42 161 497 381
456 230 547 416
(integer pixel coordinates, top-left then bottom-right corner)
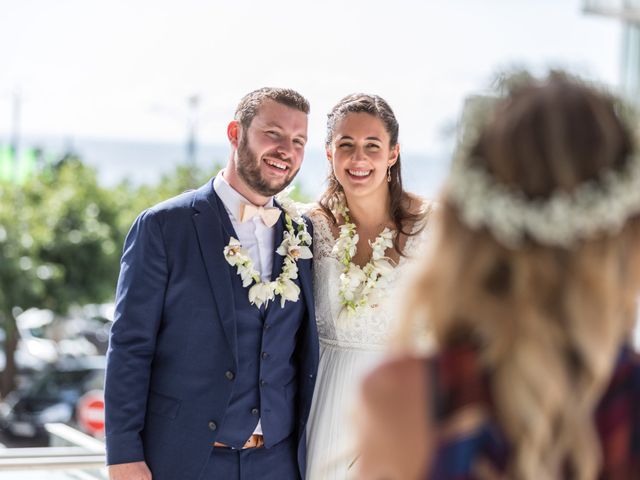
223 188 312 308
331 196 396 324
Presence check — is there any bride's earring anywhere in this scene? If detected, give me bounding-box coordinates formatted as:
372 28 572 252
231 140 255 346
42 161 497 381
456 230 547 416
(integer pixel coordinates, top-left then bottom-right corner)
387 164 391 183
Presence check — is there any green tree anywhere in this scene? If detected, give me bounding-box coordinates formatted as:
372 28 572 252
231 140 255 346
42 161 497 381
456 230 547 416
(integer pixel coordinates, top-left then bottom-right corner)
0 186 46 395
0 157 122 395
113 163 217 238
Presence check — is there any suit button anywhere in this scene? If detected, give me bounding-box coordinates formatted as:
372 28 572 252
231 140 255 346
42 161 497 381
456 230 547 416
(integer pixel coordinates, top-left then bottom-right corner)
208 421 217 431
225 370 235 381
261 352 269 360
260 379 267 387
263 323 270 331
251 408 259 416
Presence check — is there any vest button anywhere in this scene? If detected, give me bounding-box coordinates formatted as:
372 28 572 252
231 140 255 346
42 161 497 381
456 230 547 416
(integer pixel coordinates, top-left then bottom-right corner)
260 379 267 387
225 370 235 381
208 421 217 431
261 352 269 360
251 408 259 416
264 324 270 330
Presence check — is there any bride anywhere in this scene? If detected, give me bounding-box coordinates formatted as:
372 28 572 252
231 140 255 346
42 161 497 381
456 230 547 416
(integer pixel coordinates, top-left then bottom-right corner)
305 93 432 479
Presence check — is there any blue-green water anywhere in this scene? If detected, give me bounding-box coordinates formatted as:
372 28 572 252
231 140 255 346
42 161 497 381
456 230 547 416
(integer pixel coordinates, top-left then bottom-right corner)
17 137 451 200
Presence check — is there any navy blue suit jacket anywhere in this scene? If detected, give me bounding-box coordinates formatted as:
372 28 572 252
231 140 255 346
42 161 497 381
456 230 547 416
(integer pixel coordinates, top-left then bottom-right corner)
105 179 319 478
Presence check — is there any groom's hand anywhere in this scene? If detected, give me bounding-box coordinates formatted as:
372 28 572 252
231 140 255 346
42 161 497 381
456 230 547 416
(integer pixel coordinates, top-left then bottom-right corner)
356 356 434 480
108 461 152 480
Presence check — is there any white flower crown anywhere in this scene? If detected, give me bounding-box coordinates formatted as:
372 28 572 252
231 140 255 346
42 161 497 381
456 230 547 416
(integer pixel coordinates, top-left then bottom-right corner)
445 80 640 249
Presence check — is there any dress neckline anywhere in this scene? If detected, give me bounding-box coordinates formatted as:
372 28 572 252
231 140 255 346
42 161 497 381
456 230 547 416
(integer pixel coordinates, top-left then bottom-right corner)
311 209 427 269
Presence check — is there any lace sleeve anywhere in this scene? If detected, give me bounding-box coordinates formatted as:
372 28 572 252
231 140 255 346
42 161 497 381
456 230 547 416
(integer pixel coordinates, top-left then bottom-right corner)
309 211 337 260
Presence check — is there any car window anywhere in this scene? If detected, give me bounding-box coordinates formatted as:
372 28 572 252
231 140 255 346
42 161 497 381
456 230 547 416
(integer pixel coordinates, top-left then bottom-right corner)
84 369 105 391
31 370 95 400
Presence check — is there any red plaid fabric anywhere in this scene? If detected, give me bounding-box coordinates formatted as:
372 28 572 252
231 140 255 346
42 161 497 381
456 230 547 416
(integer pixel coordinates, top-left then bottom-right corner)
427 344 640 479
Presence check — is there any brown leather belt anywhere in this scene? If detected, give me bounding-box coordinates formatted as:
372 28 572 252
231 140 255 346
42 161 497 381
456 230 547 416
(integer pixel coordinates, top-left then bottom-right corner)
213 434 264 449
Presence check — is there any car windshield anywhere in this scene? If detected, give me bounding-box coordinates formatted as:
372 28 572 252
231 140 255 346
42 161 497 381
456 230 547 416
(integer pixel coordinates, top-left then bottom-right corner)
30 369 104 401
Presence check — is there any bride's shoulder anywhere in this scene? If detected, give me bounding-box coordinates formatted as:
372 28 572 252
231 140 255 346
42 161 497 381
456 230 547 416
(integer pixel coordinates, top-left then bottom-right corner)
403 194 437 233
304 205 339 258
291 201 321 227
300 202 321 217
302 204 335 237
304 204 328 223
291 200 317 217
409 193 438 214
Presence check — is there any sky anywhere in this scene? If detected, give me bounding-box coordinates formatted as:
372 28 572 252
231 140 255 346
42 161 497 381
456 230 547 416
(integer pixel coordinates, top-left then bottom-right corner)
0 0 626 156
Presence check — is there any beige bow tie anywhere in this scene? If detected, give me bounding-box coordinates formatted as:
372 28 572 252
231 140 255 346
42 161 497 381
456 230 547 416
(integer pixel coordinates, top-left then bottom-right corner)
239 203 281 227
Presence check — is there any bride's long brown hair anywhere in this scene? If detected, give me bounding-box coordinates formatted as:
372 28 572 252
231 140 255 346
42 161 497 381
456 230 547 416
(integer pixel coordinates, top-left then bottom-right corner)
397 73 640 479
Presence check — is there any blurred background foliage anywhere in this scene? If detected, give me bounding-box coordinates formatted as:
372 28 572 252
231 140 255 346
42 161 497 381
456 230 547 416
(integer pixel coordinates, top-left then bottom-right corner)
0 156 311 395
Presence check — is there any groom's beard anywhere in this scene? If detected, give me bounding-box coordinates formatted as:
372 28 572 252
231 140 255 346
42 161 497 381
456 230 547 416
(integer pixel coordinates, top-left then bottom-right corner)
236 132 300 197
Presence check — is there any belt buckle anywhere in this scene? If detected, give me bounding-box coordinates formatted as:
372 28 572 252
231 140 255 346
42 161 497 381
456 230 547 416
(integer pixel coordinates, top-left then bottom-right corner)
243 434 264 449
212 435 264 449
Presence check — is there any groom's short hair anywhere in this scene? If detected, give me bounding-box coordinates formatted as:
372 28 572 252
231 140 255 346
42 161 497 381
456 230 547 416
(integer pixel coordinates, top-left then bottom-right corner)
235 88 310 129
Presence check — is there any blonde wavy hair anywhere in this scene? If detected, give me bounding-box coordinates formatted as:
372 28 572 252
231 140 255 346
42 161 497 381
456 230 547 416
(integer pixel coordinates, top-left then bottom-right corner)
397 73 640 479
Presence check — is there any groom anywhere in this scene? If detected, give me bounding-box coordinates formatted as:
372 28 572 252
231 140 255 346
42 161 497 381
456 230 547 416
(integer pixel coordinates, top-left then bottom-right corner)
105 88 318 480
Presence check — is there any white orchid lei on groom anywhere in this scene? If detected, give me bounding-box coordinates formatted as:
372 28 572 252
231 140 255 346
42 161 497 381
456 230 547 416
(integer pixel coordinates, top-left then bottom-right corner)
223 187 312 308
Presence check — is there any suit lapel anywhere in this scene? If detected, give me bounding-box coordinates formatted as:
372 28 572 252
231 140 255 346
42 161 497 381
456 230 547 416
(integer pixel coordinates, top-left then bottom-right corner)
270 201 286 282
293 211 314 321
191 180 238 360
299 216 318 365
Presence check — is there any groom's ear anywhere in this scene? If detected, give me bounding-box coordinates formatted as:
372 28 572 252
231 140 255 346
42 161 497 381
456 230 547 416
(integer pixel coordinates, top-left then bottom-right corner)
227 121 240 148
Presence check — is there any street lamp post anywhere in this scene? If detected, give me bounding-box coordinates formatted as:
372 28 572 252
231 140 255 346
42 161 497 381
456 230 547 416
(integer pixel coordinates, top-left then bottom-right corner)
186 95 200 168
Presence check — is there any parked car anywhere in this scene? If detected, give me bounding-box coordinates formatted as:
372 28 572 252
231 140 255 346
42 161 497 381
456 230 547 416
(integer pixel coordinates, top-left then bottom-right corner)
0 308 99 376
18 307 99 358
68 303 114 355
0 310 57 375
0 356 105 444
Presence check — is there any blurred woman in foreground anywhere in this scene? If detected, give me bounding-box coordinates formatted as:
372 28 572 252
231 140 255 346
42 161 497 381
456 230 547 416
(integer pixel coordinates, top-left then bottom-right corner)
357 72 640 480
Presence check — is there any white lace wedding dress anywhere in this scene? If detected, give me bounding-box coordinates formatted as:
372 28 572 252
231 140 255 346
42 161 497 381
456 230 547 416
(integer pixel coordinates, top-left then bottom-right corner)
305 208 431 480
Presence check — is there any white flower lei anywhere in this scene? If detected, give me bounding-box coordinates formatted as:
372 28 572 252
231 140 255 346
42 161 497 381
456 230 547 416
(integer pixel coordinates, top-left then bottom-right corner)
331 197 396 324
223 187 312 308
446 80 640 249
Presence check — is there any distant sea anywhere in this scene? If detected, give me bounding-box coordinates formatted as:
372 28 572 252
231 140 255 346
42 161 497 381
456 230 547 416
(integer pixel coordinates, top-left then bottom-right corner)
17 137 452 200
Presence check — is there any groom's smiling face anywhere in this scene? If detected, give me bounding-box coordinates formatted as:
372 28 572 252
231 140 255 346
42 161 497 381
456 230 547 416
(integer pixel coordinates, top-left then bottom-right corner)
235 99 308 197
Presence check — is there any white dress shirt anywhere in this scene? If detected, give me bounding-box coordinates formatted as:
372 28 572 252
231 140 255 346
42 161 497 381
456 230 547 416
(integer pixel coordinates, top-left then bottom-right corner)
214 172 275 282
213 171 277 436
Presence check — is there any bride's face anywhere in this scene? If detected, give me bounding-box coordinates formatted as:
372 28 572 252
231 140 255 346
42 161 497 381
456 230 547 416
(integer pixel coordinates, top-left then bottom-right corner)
327 112 399 200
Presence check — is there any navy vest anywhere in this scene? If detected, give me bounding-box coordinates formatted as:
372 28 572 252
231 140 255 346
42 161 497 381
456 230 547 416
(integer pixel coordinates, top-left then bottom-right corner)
212 192 306 449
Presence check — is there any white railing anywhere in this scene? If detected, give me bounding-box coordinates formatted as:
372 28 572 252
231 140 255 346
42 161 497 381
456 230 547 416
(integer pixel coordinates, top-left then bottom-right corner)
0 423 106 478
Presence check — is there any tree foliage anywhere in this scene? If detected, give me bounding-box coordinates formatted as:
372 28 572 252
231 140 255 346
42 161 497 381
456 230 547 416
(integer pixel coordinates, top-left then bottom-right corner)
0 159 212 395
